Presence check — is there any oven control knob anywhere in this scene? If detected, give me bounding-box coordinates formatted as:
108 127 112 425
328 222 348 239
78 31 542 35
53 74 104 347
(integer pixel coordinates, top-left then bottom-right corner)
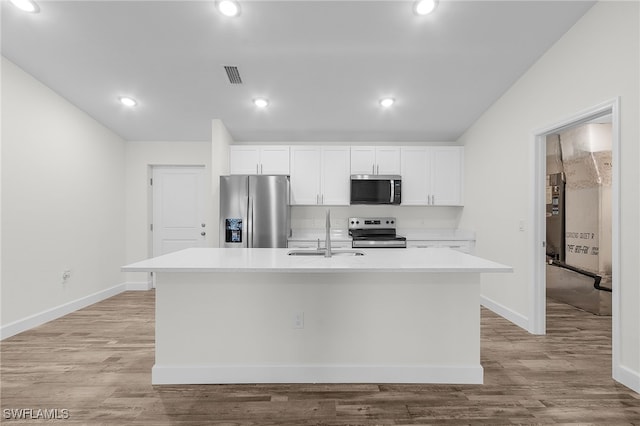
356 221 360 224
350 220 354 225
391 220 394 224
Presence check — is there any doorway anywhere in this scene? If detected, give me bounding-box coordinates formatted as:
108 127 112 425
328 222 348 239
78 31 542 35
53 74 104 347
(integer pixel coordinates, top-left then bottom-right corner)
150 166 209 257
532 98 620 376
544 119 612 315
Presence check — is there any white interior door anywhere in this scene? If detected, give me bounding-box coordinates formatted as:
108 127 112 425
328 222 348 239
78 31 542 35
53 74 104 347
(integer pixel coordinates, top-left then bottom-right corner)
152 166 207 256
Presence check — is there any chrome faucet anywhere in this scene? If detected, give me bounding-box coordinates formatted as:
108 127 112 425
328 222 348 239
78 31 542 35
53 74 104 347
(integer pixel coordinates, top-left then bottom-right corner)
324 209 332 258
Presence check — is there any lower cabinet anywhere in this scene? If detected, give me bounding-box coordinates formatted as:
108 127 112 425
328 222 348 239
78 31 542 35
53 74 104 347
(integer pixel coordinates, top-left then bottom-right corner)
406 240 475 254
288 240 352 249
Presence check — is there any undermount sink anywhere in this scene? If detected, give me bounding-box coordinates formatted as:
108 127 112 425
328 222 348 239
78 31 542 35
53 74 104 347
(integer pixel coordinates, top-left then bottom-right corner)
287 249 365 257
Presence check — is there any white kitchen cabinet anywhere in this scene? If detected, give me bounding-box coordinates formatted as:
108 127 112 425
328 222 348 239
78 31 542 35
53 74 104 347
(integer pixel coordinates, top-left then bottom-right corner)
350 146 401 175
406 240 474 254
320 147 351 205
287 240 351 249
289 146 322 205
290 146 350 206
401 146 464 206
229 145 290 175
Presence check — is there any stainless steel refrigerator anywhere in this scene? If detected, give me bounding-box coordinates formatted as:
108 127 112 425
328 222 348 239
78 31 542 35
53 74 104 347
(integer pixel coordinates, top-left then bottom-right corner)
219 175 290 248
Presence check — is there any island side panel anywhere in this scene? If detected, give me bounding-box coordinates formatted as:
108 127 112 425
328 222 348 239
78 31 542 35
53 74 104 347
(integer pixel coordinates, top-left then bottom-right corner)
153 271 482 384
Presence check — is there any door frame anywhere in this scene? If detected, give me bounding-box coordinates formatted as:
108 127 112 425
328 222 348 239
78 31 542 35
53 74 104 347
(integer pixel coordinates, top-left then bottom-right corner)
530 97 620 373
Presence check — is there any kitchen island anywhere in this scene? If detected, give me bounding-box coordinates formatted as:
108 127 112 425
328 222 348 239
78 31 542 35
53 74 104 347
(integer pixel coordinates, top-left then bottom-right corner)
122 247 511 385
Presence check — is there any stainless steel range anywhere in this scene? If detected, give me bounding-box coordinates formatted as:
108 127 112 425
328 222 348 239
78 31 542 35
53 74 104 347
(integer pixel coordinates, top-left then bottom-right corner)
348 217 407 248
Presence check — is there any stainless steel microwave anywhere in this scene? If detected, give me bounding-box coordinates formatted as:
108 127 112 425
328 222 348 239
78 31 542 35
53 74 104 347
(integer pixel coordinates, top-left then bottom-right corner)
350 175 401 205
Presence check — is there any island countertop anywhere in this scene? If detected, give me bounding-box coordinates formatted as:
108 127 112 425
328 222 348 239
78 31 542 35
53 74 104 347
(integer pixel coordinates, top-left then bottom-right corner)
122 247 512 274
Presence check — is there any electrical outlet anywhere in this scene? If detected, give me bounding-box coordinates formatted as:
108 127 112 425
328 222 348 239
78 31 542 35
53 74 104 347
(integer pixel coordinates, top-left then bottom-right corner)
293 312 304 329
519 220 525 232
62 269 71 282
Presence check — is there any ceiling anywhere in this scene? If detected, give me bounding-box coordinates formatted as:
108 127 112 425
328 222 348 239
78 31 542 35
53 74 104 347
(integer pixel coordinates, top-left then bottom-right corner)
1 0 595 143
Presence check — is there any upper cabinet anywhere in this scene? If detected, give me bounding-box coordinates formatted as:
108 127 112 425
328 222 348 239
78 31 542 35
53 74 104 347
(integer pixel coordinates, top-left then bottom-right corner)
290 146 350 206
228 144 462 207
229 145 290 175
401 146 464 206
350 146 401 175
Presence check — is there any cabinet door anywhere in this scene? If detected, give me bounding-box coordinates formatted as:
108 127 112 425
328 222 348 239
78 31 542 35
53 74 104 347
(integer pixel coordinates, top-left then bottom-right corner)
321 146 350 205
287 241 319 249
229 146 259 175
406 241 438 249
400 147 429 205
290 147 321 205
260 146 290 175
350 146 376 175
376 146 401 175
431 146 463 206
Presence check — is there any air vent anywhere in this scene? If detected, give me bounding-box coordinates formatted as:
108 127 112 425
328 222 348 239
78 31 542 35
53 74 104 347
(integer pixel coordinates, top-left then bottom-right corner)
224 66 243 84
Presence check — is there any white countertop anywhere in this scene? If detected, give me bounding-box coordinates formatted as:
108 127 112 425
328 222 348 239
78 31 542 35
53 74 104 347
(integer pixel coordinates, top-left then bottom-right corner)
122 247 511 274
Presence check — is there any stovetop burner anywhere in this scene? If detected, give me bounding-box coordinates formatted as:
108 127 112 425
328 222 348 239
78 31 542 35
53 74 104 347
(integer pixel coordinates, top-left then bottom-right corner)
348 217 406 248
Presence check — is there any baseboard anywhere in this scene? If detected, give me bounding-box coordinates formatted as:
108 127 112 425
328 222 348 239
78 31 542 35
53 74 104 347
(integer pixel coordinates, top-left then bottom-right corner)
481 294 529 331
152 364 484 385
614 364 640 394
1 283 127 340
125 281 153 291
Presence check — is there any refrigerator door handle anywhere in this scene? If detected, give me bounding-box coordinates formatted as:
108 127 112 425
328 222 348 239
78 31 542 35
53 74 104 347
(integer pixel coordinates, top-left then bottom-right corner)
248 197 254 248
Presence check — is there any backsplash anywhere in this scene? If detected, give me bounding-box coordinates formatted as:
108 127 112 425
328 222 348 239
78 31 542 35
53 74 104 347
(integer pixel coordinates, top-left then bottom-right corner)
291 205 463 230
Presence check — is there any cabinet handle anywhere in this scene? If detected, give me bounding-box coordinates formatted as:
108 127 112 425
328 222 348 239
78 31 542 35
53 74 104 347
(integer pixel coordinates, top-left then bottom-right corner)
256 164 259 174
377 164 379 175
260 164 263 174
321 194 324 204
372 164 375 174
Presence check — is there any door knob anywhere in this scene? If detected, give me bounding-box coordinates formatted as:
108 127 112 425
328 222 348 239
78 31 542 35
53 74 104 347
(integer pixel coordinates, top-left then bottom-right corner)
201 232 206 236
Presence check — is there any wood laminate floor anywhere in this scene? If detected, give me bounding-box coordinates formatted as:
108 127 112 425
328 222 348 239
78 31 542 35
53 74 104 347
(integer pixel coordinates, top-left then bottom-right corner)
1 291 639 425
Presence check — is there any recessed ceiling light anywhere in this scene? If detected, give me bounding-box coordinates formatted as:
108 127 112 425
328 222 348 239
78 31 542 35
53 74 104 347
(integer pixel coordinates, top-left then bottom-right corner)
414 0 438 16
217 0 240 17
379 97 395 108
253 98 269 108
119 96 138 107
9 0 39 13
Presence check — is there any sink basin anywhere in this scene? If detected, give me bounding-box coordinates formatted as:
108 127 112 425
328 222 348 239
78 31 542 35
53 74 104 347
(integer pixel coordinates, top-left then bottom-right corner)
287 249 365 257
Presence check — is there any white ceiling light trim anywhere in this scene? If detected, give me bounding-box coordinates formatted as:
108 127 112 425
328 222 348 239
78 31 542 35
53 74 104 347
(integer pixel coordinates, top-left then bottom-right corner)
253 98 269 108
9 0 40 13
217 0 240 17
119 96 138 107
379 97 395 108
414 0 438 16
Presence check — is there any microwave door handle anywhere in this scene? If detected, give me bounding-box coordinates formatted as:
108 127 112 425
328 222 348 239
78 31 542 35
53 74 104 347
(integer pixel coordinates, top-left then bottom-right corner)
390 180 395 203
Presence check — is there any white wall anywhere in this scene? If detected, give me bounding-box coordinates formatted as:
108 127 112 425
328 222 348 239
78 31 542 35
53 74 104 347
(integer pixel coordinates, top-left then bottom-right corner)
211 119 233 247
1 58 126 329
291 206 462 231
124 141 212 284
458 2 639 391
